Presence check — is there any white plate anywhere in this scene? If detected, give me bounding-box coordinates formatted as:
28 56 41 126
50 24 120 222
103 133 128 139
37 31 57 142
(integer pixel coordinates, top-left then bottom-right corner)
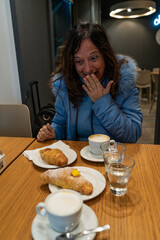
31 204 98 240
33 147 77 169
49 166 106 201
80 145 104 162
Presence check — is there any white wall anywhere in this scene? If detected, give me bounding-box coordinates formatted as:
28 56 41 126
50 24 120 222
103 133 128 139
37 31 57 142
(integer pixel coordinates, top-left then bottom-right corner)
0 0 21 104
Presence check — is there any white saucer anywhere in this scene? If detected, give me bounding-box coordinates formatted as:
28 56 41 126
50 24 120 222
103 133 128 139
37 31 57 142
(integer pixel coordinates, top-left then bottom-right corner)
31 204 98 240
80 145 104 162
49 166 106 201
33 147 77 169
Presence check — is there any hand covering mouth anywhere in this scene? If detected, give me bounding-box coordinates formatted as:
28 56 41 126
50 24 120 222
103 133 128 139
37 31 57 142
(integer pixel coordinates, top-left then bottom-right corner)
84 72 98 77
84 73 91 77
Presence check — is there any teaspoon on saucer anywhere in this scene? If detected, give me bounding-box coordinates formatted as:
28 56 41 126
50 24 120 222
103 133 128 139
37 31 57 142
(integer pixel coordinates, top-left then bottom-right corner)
55 224 110 240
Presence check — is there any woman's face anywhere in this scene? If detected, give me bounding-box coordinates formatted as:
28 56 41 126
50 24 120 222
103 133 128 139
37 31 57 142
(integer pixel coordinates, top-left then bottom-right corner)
74 38 105 81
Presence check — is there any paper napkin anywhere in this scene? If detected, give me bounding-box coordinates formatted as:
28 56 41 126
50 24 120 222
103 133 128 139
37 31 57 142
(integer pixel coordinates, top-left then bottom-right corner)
23 140 70 161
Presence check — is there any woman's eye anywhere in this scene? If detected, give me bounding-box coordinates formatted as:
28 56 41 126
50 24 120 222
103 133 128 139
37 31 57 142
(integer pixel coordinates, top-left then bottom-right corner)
75 60 83 65
91 56 98 61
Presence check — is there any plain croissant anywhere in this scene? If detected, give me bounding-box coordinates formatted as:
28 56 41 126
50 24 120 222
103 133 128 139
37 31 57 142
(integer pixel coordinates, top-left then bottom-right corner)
40 167 93 195
39 148 68 166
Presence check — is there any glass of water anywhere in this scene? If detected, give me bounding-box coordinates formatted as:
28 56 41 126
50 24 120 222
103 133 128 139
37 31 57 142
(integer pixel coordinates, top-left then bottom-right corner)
100 142 127 156
102 151 135 196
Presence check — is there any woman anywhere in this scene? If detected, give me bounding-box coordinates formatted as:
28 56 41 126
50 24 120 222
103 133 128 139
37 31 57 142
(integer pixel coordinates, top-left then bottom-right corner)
37 22 142 142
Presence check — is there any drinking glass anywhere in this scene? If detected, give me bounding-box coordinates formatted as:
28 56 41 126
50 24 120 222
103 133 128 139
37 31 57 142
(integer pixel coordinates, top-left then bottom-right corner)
103 152 135 196
100 142 126 157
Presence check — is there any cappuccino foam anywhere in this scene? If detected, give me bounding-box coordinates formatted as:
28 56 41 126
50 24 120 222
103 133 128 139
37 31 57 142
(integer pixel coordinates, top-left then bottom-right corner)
89 134 110 142
46 191 82 216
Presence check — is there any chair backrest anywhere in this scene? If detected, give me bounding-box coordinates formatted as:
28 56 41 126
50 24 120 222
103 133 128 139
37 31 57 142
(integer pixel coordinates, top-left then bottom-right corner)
152 68 160 74
152 73 159 92
136 70 151 87
0 104 32 137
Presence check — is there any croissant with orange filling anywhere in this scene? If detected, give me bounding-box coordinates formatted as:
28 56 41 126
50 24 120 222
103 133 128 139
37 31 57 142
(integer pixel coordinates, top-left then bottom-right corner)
39 148 68 166
40 167 93 195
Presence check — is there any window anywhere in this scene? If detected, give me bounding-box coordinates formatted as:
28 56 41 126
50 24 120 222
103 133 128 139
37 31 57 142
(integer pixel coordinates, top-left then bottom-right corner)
52 0 73 55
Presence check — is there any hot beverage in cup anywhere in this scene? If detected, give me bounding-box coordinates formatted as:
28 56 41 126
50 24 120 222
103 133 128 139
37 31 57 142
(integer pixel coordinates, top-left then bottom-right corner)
46 191 81 215
89 134 110 142
36 189 83 232
88 134 111 155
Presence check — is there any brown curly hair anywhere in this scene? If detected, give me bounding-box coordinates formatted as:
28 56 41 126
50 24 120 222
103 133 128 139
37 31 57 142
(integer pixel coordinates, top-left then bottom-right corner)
60 22 123 107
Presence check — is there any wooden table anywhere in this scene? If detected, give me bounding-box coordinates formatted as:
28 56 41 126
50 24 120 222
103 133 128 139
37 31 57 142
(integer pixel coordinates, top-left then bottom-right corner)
0 137 35 172
0 140 160 240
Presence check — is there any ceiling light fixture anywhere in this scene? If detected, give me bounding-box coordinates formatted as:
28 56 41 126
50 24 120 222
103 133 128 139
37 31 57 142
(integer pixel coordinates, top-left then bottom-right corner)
110 1 156 19
67 0 74 3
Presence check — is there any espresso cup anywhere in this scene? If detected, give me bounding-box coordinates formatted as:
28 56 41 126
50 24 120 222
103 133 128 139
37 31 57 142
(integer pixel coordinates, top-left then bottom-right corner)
88 134 113 155
36 189 83 233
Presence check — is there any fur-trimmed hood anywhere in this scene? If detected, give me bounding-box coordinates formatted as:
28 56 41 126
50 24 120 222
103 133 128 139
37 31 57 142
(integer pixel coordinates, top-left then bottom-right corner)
116 54 138 96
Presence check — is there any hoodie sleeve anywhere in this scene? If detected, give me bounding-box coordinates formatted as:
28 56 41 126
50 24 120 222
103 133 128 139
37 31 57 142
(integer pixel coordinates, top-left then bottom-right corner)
51 78 67 140
92 86 142 143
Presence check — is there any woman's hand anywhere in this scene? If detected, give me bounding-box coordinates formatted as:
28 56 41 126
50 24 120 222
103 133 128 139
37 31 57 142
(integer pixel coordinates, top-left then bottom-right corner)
37 123 55 142
82 74 113 102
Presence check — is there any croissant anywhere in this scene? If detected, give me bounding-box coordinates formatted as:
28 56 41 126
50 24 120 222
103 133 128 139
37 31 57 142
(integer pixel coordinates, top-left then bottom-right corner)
39 148 68 166
40 167 93 195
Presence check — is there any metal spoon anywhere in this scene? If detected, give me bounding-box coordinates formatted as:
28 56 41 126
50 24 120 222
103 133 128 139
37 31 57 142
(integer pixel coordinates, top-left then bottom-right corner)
56 224 110 240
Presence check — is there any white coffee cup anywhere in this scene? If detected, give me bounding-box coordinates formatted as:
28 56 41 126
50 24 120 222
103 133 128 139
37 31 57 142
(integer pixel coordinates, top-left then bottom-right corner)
88 134 113 155
36 189 83 233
